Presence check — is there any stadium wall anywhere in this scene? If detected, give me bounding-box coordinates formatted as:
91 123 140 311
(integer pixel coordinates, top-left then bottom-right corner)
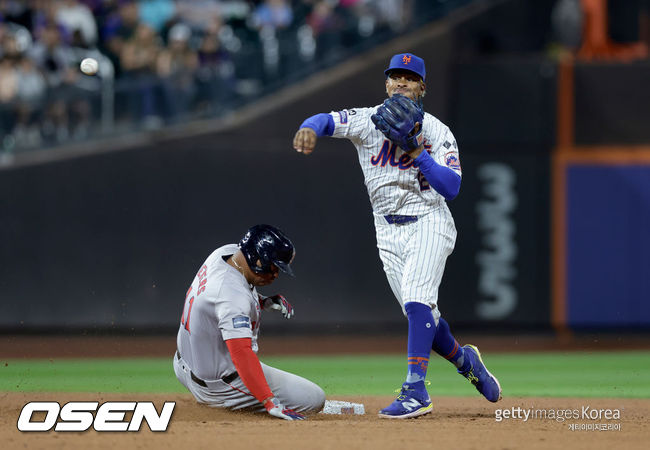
3 9 649 332
0 48 554 332
0 127 550 332
552 60 650 330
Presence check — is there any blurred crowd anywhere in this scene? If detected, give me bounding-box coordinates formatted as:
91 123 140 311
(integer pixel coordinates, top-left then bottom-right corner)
0 0 421 151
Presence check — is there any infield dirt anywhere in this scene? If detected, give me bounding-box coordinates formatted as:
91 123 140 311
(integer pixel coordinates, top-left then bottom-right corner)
3 334 650 449
2 392 648 450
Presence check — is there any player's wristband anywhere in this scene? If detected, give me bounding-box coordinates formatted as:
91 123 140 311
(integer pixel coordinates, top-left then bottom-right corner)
412 151 461 201
263 397 276 412
300 113 334 137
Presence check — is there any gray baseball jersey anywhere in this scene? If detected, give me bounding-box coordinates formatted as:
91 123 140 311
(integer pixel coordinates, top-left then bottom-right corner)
176 244 261 381
174 244 325 412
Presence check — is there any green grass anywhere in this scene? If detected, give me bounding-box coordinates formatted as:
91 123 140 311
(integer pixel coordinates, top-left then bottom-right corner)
1 351 649 398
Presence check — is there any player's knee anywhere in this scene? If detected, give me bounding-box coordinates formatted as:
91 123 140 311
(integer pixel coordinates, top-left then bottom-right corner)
305 384 326 412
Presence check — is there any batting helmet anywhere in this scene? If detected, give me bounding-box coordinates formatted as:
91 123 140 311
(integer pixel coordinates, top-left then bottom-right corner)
384 53 426 81
239 224 295 276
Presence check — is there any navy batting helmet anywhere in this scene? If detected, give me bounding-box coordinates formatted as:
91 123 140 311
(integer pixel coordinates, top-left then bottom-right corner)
239 224 295 276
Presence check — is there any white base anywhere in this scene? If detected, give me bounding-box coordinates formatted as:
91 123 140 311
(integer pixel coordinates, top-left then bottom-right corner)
320 400 366 415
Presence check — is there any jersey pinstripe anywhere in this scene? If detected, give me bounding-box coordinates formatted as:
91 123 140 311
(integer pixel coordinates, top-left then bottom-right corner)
329 107 461 216
327 105 461 318
373 208 456 320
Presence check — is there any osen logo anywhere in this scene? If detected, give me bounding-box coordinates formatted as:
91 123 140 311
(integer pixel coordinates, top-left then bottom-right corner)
17 401 175 432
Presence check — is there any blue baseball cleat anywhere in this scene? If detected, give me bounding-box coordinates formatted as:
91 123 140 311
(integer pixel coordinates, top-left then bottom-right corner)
378 382 433 419
459 345 502 402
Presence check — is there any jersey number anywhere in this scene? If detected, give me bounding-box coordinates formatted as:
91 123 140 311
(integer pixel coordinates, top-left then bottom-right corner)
180 265 208 333
417 171 431 191
181 295 194 333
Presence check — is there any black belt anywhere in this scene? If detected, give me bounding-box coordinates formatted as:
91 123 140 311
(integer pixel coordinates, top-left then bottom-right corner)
176 350 238 386
384 214 418 225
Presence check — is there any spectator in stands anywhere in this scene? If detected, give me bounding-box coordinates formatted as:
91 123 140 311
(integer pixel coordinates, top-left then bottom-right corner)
29 22 71 86
101 0 140 75
251 0 293 31
120 23 162 126
0 29 37 144
0 22 25 60
335 0 373 40
138 0 176 34
55 0 98 47
306 1 342 36
0 0 426 153
13 55 47 147
29 1 62 40
0 55 19 137
78 0 108 16
175 0 223 32
67 27 105 139
306 0 345 58
16 56 47 106
156 22 198 122
16 55 47 106
0 1 32 31
195 20 237 114
0 57 18 104
29 22 74 143
363 0 414 33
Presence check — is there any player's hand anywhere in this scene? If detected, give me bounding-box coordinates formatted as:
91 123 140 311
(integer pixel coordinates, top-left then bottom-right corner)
371 94 423 151
260 294 294 319
404 124 425 158
293 128 317 155
264 397 305 421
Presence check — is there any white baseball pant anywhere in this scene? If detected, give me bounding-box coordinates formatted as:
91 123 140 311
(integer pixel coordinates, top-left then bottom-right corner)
374 206 457 324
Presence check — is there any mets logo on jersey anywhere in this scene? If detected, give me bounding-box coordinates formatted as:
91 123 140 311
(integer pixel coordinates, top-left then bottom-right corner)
445 152 461 172
402 55 411 64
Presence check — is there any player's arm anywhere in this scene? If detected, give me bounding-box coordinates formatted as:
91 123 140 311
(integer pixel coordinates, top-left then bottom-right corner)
225 338 305 420
293 113 334 155
411 150 461 201
406 122 462 201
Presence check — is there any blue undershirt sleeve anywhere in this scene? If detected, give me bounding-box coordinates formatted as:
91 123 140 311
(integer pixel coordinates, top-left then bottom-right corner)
300 113 335 137
412 151 461 201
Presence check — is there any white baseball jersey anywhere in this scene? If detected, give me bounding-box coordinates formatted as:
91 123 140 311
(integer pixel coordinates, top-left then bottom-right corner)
328 106 461 319
329 106 462 216
176 244 262 381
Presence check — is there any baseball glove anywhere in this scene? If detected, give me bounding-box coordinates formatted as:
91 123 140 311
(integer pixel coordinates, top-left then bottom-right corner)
371 94 424 151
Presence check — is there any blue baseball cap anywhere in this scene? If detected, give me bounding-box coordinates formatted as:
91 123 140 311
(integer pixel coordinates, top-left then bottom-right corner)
384 53 426 81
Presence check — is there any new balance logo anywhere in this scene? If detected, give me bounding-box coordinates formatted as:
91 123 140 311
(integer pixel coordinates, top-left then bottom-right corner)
401 399 422 412
467 372 479 383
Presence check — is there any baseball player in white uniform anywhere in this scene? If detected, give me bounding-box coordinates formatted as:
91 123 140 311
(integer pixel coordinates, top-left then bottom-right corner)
293 53 502 419
173 224 326 420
